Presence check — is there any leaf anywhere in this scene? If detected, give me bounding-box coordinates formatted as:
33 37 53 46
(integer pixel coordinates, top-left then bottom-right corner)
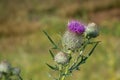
74 41 99 69
70 55 86 71
88 41 101 44
74 41 100 68
69 41 100 71
46 63 58 71
43 30 57 49
88 41 100 56
49 50 54 60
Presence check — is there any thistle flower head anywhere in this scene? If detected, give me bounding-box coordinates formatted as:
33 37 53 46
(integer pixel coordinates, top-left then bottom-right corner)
85 22 99 38
0 61 11 73
62 31 83 51
54 52 68 64
68 20 85 34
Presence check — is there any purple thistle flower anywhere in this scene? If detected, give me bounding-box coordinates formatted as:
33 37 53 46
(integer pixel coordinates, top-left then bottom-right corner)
67 20 85 34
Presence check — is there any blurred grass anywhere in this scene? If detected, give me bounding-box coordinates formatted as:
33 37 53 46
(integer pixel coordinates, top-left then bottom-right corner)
0 0 120 80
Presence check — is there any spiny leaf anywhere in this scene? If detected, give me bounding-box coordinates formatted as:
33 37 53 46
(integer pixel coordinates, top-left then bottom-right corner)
88 41 100 56
46 63 58 71
49 50 54 60
88 41 101 44
72 41 100 70
71 42 100 71
70 55 85 70
43 30 57 49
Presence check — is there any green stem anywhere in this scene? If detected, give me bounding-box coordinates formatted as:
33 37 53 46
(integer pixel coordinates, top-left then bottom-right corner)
58 64 62 80
60 65 69 80
69 51 82 71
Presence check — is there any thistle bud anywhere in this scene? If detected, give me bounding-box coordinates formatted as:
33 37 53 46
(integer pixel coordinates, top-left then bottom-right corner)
0 61 11 73
85 23 99 38
62 31 83 51
54 52 68 64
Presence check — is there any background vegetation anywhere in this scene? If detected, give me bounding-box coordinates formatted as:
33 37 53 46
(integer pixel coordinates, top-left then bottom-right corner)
0 0 120 80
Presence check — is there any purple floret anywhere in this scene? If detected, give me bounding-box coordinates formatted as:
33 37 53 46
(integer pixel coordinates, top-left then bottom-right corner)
67 20 85 34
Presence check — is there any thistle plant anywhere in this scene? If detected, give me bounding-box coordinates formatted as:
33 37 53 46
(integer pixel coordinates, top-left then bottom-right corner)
44 20 100 80
0 61 23 80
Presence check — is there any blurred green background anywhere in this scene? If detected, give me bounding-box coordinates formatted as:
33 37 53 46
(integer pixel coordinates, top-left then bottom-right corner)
0 0 120 80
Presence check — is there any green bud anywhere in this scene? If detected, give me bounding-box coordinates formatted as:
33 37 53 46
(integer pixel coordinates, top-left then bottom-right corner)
54 52 68 64
85 23 99 38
